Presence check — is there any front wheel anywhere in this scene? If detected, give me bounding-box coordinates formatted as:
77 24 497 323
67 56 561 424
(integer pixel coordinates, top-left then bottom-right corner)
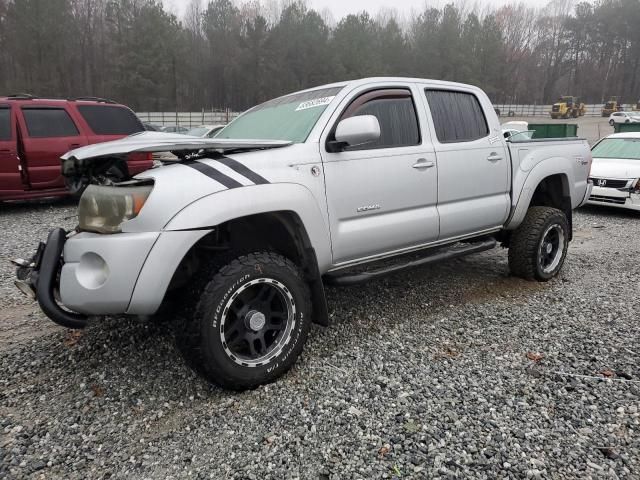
508 207 569 281
609 119 615 126
175 252 312 390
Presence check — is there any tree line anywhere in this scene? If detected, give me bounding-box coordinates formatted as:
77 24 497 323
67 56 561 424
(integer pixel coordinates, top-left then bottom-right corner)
0 0 639 112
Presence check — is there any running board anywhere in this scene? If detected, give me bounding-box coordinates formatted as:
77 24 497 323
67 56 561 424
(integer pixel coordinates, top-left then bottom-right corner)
324 238 497 286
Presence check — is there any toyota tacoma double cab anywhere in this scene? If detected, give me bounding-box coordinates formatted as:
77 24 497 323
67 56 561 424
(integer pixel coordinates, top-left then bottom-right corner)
14 78 593 390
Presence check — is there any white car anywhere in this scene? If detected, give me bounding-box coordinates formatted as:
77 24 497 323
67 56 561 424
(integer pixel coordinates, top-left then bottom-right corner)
587 132 640 211
609 112 640 126
160 125 190 134
186 124 226 138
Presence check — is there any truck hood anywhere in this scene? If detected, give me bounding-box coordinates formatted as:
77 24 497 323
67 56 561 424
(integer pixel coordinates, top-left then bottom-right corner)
61 131 292 161
590 157 640 179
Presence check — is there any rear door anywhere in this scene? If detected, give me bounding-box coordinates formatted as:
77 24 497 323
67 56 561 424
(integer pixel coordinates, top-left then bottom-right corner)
321 84 439 265
18 105 88 189
423 88 510 239
0 105 23 192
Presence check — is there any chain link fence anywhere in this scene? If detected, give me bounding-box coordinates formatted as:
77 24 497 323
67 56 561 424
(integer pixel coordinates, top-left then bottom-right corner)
136 109 241 128
492 104 627 117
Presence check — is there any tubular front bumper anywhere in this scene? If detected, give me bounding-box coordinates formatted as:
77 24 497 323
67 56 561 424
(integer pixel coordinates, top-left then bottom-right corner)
27 229 89 329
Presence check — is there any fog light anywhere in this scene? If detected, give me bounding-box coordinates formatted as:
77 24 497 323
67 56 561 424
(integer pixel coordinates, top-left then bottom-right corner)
76 252 109 290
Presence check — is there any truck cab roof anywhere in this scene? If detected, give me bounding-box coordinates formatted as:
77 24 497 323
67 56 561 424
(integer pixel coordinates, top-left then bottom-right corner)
289 77 483 96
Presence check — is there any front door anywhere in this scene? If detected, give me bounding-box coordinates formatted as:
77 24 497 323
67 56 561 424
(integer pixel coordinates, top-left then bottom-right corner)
18 106 88 189
321 86 439 265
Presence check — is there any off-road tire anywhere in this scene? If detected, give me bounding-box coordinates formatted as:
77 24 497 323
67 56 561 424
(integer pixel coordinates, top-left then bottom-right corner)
175 251 311 390
508 206 569 282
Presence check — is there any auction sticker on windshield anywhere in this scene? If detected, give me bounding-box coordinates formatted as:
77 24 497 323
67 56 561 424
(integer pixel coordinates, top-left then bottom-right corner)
295 97 335 111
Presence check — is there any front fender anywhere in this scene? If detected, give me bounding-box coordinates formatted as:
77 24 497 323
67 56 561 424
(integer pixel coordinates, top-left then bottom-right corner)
164 183 333 272
506 157 576 230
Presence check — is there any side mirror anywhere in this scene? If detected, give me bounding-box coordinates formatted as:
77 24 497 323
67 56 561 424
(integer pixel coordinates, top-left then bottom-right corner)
330 115 381 151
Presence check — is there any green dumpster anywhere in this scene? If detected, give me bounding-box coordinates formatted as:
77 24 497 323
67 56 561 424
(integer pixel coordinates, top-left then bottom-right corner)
613 123 640 133
529 123 578 138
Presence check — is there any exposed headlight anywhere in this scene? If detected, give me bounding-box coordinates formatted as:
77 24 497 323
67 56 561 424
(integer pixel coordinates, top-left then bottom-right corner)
633 179 640 193
78 184 153 233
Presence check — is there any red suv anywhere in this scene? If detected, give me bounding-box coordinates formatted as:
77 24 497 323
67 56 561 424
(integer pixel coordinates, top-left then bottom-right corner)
0 95 152 201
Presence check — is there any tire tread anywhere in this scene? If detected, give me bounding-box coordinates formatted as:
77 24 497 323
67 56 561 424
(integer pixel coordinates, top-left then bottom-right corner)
175 251 310 390
508 206 568 281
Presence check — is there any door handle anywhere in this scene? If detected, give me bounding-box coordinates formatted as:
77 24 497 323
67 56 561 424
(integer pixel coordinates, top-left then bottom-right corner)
69 143 81 149
412 158 435 169
487 153 503 162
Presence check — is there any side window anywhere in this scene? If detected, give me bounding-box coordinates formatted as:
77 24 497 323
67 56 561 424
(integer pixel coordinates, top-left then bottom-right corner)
425 89 489 143
22 108 79 138
77 105 144 135
339 89 420 150
0 107 10 140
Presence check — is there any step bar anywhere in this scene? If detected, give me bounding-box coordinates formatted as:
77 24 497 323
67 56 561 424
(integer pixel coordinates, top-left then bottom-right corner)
324 238 497 286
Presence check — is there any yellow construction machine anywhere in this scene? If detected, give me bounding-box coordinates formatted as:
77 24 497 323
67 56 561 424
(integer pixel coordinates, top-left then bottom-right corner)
550 96 586 119
601 96 623 116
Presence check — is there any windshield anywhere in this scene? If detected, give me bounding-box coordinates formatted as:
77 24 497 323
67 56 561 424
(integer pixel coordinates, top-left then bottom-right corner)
187 127 208 137
216 86 343 142
592 138 640 160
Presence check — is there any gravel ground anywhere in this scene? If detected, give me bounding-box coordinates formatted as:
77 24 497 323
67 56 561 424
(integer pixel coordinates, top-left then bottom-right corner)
1 201 639 479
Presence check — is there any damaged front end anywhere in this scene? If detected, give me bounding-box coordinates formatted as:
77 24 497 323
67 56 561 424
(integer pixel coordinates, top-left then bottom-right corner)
60 131 291 191
61 153 148 194
15 132 292 329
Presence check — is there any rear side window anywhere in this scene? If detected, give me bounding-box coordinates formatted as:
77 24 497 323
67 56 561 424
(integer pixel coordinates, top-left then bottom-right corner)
77 105 144 135
22 108 79 137
0 107 10 140
425 90 488 143
341 90 420 150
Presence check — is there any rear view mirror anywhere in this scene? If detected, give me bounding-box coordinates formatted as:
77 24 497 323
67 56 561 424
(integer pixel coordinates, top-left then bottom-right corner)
331 115 381 151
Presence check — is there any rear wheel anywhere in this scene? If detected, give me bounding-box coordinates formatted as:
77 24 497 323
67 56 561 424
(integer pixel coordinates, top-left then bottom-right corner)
175 251 311 390
508 207 569 282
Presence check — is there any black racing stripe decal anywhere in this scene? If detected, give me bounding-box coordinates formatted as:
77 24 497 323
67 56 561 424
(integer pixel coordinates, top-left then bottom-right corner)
183 160 243 189
212 152 270 185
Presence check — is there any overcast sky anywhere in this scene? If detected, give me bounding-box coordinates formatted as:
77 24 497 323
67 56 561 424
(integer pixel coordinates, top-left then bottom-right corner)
163 0 548 21
306 0 544 19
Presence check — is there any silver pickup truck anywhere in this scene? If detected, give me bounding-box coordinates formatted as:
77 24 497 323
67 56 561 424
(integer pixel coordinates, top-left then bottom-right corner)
14 78 592 389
